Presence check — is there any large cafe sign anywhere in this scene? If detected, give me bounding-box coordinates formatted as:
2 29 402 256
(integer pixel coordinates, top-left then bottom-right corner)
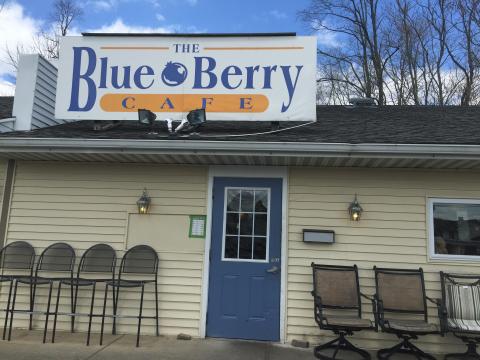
55 35 317 121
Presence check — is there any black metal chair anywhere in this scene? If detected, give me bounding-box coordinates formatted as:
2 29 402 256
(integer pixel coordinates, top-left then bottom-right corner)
439 272 480 359
311 263 375 360
373 267 439 360
0 241 36 340
7 242 75 343
50 244 116 345
100 245 159 347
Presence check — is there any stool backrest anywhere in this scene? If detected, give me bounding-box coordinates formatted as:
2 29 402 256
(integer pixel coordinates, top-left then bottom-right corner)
79 244 116 274
37 242 76 273
120 245 158 276
0 241 35 271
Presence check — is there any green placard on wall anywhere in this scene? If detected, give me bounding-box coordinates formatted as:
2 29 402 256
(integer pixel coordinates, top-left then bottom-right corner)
189 215 206 238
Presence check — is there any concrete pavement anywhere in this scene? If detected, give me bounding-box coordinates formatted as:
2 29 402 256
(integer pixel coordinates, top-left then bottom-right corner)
0 329 316 360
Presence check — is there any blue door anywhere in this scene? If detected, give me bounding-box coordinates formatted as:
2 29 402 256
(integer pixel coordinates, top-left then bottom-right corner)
206 177 282 341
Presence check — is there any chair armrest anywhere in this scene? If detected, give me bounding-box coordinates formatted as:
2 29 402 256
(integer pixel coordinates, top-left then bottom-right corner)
361 292 379 332
426 296 441 306
434 298 448 335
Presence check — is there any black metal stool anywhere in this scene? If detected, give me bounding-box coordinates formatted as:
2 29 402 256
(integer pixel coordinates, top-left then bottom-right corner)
50 243 116 345
7 242 75 343
100 245 159 347
0 241 35 340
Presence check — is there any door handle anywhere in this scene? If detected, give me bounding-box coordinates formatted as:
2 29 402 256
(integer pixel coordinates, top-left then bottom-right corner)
266 265 280 274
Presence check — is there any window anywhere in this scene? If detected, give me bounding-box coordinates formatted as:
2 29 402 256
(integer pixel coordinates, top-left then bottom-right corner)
222 187 270 262
429 199 480 260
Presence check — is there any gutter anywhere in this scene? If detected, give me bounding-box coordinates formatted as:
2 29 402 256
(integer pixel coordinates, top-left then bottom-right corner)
0 137 480 159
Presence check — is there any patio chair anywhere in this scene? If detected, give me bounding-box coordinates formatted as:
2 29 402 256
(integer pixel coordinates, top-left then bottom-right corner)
50 243 116 345
311 263 375 360
439 271 480 359
100 245 159 347
373 267 439 360
0 241 36 340
7 242 75 343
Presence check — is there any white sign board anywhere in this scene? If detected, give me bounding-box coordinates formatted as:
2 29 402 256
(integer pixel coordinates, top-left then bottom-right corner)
55 35 317 121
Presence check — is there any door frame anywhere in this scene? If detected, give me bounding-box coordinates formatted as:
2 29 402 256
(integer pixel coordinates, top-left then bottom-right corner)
199 165 288 342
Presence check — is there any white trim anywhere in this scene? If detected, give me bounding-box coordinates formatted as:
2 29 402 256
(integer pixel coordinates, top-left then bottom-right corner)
428 197 480 262
221 187 270 263
199 166 288 343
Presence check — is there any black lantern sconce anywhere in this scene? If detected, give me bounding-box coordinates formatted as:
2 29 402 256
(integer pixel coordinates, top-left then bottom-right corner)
136 188 151 214
348 194 363 221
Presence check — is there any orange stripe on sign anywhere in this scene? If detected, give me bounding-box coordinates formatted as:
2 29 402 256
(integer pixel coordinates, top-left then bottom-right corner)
203 46 304 50
100 46 169 50
100 94 269 113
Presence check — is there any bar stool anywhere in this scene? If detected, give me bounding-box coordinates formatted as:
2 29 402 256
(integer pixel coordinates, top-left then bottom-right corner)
50 243 116 345
0 241 35 339
8 242 75 343
100 245 159 347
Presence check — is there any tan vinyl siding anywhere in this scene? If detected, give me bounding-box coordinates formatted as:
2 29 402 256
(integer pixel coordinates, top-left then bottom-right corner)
287 167 480 353
1 161 208 337
0 159 6 211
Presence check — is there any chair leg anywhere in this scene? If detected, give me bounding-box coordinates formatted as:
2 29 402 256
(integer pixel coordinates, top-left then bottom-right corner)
154 279 159 337
314 332 371 360
29 280 36 331
111 282 116 335
136 284 145 348
52 282 62 343
3 280 13 340
43 282 53 344
86 282 96 346
377 336 435 360
7 281 18 341
99 283 109 346
445 341 480 360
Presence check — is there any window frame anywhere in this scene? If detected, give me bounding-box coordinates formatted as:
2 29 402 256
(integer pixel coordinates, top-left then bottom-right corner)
221 186 271 263
428 197 480 261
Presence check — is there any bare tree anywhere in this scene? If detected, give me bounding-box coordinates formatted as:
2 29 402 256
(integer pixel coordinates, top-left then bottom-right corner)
3 0 82 69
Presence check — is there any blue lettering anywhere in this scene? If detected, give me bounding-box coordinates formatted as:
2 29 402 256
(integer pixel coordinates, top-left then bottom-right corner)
111 66 131 89
68 47 97 112
245 66 259 89
221 65 242 90
262 66 277 89
201 97 213 109
134 66 154 89
121 96 136 109
193 57 217 89
240 97 252 110
281 65 303 112
99 57 108 89
160 98 174 109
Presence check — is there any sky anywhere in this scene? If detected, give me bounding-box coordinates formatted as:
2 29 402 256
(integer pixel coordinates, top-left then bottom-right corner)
0 0 333 96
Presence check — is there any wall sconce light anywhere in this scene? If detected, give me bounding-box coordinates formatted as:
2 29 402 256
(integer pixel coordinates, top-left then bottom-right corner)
136 188 151 214
348 194 363 221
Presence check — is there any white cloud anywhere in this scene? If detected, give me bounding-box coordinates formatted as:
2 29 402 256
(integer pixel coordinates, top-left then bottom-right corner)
156 13 165 21
0 2 43 77
87 0 118 11
88 18 206 34
0 77 15 96
186 0 198 5
269 10 287 20
88 18 174 33
313 21 341 48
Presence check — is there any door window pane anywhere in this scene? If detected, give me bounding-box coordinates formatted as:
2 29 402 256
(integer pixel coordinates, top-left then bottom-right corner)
433 202 480 257
241 190 254 212
227 189 240 211
254 214 267 236
223 188 270 261
253 237 267 260
255 190 268 212
239 236 253 259
225 236 238 259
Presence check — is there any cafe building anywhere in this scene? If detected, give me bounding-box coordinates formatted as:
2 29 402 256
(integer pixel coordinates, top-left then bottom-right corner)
0 33 480 355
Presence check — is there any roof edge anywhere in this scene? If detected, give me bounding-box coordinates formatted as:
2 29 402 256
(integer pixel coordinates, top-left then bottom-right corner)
1 138 480 159
81 32 297 37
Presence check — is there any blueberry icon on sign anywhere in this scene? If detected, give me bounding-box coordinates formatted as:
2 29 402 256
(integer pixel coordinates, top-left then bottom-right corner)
161 61 188 86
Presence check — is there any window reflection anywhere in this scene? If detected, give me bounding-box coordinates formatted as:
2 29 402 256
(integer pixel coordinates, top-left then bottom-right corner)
433 202 480 256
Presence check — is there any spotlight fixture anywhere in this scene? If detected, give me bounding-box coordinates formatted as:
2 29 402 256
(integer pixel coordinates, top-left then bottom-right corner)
175 109 207 133
348 194 363 221
137 109 157 134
